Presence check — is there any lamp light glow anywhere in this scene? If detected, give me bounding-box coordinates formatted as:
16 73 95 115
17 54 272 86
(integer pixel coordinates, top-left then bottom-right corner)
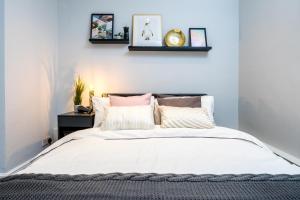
89 85 95 108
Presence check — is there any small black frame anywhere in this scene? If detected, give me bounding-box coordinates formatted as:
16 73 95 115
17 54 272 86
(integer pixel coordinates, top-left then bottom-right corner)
90 13 114 40
189 28 208 47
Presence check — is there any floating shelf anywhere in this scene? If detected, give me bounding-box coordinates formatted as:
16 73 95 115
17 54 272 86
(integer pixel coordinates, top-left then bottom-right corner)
89 39 130 44
128 46 212 52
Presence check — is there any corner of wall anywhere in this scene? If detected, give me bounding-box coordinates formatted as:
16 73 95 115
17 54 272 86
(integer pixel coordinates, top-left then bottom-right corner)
0 0 6 173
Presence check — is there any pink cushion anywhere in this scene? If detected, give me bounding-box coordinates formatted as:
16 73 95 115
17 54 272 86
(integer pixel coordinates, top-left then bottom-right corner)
110 93 152 106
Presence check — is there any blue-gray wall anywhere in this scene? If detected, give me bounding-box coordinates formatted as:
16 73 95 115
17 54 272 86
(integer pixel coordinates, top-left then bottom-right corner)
1 0 239 173
56 0 239 129
0 0 5 173
239 0 300 159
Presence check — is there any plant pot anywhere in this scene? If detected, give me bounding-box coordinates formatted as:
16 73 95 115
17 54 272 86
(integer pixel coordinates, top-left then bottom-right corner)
74 105 81 113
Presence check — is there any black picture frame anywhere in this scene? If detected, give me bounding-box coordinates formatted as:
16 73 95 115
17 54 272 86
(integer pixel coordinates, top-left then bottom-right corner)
90 13 114 40
189 28 208 47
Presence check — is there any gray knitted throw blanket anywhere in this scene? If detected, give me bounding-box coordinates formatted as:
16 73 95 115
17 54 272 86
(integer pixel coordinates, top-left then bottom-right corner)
1 173 300 200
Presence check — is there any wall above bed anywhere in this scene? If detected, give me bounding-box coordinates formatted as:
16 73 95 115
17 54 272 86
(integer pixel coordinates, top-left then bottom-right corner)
56 0 239 131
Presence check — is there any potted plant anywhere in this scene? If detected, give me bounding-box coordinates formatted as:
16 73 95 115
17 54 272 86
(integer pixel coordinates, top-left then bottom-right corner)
73 76 85 112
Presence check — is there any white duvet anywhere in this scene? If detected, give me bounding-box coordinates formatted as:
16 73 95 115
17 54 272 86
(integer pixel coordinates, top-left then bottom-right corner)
17 126 300 175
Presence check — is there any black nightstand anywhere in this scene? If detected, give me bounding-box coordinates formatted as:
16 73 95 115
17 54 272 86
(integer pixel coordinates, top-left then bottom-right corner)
58 112 95 139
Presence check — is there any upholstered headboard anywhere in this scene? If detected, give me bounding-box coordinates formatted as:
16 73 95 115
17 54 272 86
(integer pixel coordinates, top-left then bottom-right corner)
104 93 207 98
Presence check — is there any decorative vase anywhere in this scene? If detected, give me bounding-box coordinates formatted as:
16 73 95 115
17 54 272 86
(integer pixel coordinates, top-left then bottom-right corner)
123 26 129 40
74 105 81 113
164 29 186 47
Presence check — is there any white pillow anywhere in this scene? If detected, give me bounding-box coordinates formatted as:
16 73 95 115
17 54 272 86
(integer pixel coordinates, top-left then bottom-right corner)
201 96 215 123
93 96 156 127
101 106 155 130
92 96 110 127
159 106 215 129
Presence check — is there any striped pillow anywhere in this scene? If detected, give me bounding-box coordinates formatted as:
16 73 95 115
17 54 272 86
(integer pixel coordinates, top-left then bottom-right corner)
154 96 215 125
101 106 155 130
159 106 215 129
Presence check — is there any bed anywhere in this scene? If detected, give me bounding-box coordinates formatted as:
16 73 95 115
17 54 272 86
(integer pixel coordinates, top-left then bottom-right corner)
0 94 300 200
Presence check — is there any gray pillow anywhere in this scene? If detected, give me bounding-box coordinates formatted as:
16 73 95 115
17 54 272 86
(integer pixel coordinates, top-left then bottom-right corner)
157 96 201 108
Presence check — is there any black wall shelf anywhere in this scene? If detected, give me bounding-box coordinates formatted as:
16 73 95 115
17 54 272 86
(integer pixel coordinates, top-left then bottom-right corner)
89 39 129 44
128 46 212 52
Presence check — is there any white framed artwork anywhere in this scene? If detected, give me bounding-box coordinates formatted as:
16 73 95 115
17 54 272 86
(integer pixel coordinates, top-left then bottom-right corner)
189 28 208 47
132 14 163 46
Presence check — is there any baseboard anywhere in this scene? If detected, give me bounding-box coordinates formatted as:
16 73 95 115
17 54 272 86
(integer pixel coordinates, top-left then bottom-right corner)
0 158 33 177
267 144 300 166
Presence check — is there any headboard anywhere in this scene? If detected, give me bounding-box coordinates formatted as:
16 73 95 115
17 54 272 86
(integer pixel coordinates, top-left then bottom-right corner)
104 93 207 98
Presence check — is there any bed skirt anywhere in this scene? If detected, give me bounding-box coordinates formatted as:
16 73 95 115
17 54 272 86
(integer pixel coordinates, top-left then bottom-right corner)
1 173 300 200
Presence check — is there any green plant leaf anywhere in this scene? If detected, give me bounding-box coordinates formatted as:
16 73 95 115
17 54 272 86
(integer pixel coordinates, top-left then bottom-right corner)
73 76 85 105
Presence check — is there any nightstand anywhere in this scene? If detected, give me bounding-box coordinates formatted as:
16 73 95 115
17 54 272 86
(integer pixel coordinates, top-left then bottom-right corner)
58 112 95 139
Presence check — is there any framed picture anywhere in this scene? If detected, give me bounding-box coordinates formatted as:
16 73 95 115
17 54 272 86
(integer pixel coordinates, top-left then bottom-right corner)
189 28 207 47
90 14 114 40
132 14 162 46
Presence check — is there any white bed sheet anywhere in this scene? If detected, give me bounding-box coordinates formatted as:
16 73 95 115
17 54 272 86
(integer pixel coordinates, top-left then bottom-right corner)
17 126 300 175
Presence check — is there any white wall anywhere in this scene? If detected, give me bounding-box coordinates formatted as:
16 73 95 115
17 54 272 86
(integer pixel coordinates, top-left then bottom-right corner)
240 0 300 159
0 0 5 173
3 0 58 171
57 0 239 129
